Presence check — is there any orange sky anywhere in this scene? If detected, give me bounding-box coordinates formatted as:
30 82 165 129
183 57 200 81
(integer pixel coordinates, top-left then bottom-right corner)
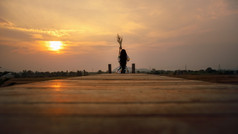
0 0 238 71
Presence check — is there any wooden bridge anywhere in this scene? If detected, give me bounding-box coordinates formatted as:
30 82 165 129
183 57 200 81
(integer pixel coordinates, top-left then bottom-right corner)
1 74 238 134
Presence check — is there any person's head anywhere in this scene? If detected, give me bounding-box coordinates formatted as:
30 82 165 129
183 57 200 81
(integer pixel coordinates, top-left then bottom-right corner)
120 49 127 56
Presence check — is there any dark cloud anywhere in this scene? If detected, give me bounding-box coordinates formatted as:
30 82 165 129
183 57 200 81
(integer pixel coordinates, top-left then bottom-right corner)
0 18 8 23
0 27 33 42
226 0 238 9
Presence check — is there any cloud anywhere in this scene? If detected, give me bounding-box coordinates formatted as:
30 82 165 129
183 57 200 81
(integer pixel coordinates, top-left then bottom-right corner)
0 19 69 38
226 0 238 10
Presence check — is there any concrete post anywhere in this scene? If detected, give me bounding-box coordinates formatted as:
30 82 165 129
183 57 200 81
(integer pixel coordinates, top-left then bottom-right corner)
108 64 112 74
132 63 135 73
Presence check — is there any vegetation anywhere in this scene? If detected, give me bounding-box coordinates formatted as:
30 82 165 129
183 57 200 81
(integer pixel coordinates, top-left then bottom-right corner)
149 67 238 75
149 67 238 85
14 70 88 78
0 70 88 87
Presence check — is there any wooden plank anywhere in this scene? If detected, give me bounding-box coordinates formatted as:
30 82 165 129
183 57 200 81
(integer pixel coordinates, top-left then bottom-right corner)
0 74 238 134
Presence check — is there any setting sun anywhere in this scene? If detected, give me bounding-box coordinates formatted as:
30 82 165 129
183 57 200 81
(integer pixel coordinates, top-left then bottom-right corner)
48 41 64 52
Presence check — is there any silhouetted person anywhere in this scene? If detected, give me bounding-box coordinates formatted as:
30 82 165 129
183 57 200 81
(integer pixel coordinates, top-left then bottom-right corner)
118 48 130 73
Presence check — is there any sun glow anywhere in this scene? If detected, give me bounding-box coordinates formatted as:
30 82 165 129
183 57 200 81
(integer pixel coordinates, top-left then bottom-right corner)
48 41 64 53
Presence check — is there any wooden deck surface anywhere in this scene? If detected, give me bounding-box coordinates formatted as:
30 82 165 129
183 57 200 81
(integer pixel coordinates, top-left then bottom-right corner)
1 74 238 134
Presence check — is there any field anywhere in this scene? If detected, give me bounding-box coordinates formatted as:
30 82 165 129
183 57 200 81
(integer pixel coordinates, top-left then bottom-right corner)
169 74 238 85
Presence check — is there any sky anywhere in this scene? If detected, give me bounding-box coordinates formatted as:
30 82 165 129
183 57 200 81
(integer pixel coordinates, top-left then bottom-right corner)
0 0 238 72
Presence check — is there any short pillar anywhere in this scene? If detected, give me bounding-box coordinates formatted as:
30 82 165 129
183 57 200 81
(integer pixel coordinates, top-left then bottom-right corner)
132 63 135 73
108 64 112 73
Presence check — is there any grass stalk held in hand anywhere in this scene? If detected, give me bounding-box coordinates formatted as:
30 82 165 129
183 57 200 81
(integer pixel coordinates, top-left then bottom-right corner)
117 34 123 49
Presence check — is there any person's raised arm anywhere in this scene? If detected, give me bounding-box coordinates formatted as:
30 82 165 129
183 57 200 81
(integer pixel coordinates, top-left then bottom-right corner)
117 34 123 55
119 47 122 55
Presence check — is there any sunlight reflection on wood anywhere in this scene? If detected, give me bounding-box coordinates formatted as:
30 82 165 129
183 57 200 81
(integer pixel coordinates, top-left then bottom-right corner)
50 82 62 91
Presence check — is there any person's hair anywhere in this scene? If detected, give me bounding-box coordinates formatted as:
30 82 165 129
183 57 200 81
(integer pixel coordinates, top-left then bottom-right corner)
120 49 127 65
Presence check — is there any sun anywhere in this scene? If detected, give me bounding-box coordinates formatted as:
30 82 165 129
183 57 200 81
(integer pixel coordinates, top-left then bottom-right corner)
48 41 64 52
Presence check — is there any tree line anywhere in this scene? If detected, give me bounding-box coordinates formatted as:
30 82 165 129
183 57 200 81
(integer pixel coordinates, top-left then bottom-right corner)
0 70 88 78
149 67 238 75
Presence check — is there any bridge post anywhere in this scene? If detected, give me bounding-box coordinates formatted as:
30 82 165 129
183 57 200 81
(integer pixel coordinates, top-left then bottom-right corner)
132 63 135 73
108 64 112 74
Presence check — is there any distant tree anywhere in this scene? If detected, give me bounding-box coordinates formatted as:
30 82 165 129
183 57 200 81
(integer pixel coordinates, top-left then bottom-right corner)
206 67 215 73
83 70 88 76
151 68 156 73
77 71 82 76
97 70 103 74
